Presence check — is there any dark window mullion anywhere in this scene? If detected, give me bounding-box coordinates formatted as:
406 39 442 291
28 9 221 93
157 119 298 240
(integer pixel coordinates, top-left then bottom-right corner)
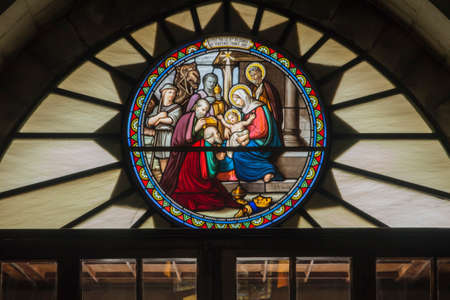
317 188 388 228
61 188 136 229
251 6 264 35
158 19 177 47
53 88 124 111
352 255 376 300
191 7 202 34
223 0 231 32
278 19 296 45
89 57 136 85
129 146 326 152
15 133 120 139
334 133 438 140
0 162 122 200
297 206 321 228
136 258 143 300
332 161 450 199
57 256 81 300
431 257 438 300
330 88 400 111
289 256 296 300
317 56 364 85
131 210 153 229
300 35 329 64
125 34 153 62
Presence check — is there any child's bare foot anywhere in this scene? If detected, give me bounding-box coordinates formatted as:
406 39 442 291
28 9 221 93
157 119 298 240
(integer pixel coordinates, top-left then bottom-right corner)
241 139 250 146
263 173 274 183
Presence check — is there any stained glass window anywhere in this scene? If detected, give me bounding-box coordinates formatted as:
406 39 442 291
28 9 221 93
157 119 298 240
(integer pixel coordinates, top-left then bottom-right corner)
0 1 447 230
126 36 328 228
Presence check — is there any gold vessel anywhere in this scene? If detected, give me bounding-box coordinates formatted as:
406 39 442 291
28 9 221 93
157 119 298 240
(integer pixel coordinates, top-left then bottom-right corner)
231 184 248 205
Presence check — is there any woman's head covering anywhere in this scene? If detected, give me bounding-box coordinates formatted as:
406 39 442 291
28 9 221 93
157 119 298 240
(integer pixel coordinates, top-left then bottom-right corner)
230 87 263 114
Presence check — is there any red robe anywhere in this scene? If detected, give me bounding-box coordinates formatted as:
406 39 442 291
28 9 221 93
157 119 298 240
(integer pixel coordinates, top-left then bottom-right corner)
171 140 239 211
159 112 196 195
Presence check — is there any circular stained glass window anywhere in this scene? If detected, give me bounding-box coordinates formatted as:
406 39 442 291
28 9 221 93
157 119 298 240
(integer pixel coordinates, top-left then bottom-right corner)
125 36 328 228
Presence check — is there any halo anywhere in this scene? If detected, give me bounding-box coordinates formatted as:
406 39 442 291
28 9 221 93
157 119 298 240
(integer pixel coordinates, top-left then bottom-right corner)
245 62 266 83
228 84 252 107
224 108 242 123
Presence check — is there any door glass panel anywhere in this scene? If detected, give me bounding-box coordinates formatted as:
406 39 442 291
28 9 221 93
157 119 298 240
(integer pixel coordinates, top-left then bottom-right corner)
81 259 136 300
143 258 197 300
296 257 351 300
1 260 57 300
237 257 289 300
376 258 431 300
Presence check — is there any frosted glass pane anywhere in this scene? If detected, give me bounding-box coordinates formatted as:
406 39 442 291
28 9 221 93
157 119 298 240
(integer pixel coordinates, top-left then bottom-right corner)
58 62 127 104
20 94 120 133
333 94 432 133
0 169 128 228
331 62 395 104
335 140 450 193
0 139 119 192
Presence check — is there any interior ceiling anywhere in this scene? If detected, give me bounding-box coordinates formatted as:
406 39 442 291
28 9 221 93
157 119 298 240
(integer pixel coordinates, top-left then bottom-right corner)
0 0 448 229
0 0 449 69
1 259 438 284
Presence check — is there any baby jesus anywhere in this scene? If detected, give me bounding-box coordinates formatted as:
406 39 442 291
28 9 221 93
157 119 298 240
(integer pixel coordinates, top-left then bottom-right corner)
218 109 256 158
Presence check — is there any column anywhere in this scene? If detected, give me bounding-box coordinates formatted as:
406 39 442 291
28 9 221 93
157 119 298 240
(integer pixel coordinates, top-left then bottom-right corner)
283 76 304 146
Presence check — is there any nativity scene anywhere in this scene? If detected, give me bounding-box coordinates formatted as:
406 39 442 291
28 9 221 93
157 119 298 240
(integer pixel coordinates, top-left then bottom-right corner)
127 36 326 227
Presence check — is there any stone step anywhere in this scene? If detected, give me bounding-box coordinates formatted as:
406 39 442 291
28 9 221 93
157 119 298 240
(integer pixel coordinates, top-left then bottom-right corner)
274 152 308 179
221 179 297 193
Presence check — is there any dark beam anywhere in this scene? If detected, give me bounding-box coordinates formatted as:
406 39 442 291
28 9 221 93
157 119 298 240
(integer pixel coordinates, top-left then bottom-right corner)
317 188 388 228
318 56 364 85
131 210 153 229
332 162 450 199
352 256 376 300
157 20 176 47
190 7 202 34
136 259 143 300
15 133 120 139
0 0 14 15
251 6 264 35
223 0 231 32
278 19 296 45
300 35 329 63
129 146 326 152
297 207 321 228
61 189 135 228
334 133 439 140
330 89 401 111
289 256 296 300
89 57 136 85
125 34 153 61
1 229 450 259
0 162 122 200
53 88 124 111
57 257 81 300
288 0 296 9
431 257 437 300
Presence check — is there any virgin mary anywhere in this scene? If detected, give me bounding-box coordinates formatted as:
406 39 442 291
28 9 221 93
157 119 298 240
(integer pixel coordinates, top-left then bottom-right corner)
229 85 283 182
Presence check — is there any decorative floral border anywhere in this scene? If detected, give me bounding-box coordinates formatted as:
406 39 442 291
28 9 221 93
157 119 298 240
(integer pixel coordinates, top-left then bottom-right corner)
126 37 327 229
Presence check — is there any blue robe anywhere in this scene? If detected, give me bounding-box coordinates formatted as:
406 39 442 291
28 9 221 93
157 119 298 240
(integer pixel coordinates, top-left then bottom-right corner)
233 105 283 182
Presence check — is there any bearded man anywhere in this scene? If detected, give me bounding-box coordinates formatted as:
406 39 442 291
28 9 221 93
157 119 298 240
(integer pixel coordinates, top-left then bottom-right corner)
247 63 283 129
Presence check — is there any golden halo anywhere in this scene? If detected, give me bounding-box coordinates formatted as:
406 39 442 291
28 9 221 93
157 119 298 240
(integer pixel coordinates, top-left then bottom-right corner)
245 62 266 83
228 84 252 107
224 108 242 123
